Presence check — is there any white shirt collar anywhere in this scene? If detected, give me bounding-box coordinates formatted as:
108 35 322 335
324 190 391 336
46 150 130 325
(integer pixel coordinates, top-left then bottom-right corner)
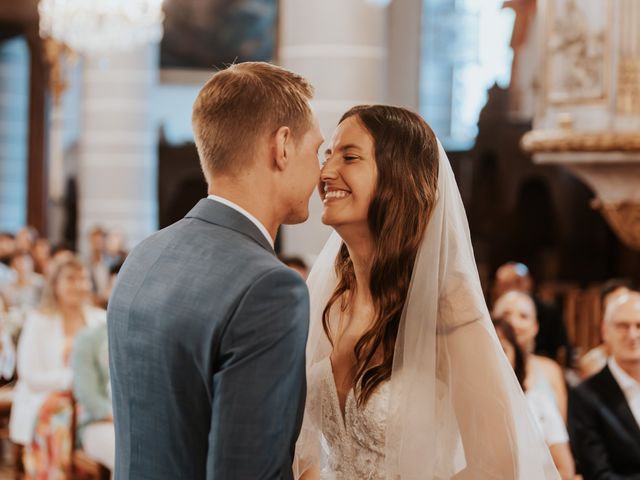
207 195 274 249
608 357 640 393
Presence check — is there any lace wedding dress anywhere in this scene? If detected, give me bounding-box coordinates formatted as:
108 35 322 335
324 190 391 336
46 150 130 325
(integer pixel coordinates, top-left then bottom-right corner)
309 357 389 480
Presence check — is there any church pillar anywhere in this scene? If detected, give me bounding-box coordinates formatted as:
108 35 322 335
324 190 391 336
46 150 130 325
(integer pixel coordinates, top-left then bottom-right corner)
77 44 159 253
279 0 388 261
0 37 30 232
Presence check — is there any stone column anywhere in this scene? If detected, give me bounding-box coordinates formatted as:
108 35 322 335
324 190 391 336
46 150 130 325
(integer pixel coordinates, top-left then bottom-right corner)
279 0 388 262
388 0 422 111
77 44 159 254
0 37 29 232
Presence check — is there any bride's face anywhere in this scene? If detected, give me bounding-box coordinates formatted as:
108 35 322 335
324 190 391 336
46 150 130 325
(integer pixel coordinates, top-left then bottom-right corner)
319 116 378 228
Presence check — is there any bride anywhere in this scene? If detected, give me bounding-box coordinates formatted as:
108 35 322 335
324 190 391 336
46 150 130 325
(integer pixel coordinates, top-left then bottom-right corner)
294 105 559 479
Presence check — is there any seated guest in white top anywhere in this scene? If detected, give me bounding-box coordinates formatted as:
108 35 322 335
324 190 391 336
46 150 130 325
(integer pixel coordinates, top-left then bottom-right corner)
569 291 640 479
493 290 568 421
9 255 106 447
494 318 575 479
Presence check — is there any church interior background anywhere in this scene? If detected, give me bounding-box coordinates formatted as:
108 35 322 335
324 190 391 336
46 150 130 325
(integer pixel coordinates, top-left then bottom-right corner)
0 0 639 476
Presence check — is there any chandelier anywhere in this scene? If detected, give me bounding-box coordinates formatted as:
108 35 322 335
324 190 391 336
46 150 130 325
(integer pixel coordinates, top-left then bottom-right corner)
38 0 165 53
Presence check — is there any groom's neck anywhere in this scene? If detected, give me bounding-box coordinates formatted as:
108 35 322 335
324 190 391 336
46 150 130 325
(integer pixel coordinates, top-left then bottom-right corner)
209 178 279 241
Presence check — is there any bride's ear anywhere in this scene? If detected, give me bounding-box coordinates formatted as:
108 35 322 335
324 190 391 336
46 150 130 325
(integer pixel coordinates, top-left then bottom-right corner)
273 126 292 171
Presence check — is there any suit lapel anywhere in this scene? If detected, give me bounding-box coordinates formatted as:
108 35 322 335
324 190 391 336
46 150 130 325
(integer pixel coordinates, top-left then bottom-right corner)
184 199 275 254
597 366 640 441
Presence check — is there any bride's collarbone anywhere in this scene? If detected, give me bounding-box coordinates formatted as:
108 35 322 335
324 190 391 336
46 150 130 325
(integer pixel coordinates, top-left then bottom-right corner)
330 342 384 401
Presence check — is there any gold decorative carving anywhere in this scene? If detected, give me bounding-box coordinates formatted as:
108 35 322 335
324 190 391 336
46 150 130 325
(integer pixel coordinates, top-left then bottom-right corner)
546 0 609 105
521 131 640 153
592 200 640 251
43 38 76 106
617 58 640 114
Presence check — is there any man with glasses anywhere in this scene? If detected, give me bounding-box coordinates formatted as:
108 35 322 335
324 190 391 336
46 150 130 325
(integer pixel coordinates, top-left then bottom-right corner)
569 291 640 479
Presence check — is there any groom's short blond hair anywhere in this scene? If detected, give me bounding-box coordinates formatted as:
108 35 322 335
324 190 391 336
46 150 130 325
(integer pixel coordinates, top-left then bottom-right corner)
192 62 314 181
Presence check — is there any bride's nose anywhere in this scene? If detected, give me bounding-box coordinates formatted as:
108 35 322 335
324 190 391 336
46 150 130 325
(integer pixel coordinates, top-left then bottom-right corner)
320 160 338 180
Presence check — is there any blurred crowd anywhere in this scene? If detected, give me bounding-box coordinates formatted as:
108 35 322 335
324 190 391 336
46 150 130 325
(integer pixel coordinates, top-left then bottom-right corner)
0 227 638 479
490 263 639 479
0 226 126 478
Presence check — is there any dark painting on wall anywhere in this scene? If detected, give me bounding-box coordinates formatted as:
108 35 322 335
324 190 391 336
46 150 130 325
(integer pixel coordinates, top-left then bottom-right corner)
160 0 278 69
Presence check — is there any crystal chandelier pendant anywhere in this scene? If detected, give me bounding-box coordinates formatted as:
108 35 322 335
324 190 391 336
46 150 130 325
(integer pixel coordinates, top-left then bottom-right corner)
38 0 165 53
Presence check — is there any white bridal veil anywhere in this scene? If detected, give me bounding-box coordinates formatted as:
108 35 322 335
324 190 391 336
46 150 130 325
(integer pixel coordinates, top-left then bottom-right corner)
294 140 559 479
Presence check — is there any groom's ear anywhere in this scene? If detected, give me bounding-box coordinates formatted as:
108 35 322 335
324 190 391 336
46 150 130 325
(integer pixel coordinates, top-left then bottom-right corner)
273 126 292 171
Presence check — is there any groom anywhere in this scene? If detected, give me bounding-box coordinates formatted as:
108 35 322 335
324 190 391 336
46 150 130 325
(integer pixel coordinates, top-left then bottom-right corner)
107 62 323 479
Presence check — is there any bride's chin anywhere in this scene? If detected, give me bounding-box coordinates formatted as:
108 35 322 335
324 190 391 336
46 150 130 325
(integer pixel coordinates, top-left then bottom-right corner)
322 210 353 229
320 210 331 225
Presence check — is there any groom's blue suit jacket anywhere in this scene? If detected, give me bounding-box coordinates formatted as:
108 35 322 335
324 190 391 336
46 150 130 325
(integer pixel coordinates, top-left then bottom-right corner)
107 199 310 479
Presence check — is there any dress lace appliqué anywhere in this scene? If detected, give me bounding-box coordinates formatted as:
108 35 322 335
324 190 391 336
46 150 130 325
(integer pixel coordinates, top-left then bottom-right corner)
311 357 389 480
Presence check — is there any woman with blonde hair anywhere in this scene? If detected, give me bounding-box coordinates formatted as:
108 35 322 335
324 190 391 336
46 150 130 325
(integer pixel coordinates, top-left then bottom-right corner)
9 254 105 478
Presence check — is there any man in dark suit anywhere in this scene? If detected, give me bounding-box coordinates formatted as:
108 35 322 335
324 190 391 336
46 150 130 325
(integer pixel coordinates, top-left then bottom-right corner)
569 290 640 479
108 62 324 479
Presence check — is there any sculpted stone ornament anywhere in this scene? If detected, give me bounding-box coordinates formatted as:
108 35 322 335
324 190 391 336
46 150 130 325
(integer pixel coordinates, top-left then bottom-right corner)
593 200 640 251
522 131 640 153
523 0 640 252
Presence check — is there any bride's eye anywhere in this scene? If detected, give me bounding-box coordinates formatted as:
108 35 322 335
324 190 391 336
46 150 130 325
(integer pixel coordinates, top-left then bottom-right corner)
344 155 358 162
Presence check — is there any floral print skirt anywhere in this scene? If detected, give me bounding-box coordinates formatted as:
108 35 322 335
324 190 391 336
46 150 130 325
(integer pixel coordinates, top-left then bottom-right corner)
23 392 73 480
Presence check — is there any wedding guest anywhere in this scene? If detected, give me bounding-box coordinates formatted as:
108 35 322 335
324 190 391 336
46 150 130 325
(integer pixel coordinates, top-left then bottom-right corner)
103 259 124 307
72 322 113 471
494 318 575 479
104 230 127 269
2 252 44 309
569 291 640 478
280 256 309 279
87 226 110 300
493 290 568 420
492 262 571 363
52 243 75 259
9 255 105 476
32 238 51 276
67 249 121 472
0 232 16 289
579 279 635 379
14 226 38 255
0 296 15 382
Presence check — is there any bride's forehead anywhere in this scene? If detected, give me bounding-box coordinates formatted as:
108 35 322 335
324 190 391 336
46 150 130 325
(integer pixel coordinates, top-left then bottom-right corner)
330 119 373 148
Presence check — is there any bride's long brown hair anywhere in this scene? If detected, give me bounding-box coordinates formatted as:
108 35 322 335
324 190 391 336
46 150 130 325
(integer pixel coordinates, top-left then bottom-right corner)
322 105 440 406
